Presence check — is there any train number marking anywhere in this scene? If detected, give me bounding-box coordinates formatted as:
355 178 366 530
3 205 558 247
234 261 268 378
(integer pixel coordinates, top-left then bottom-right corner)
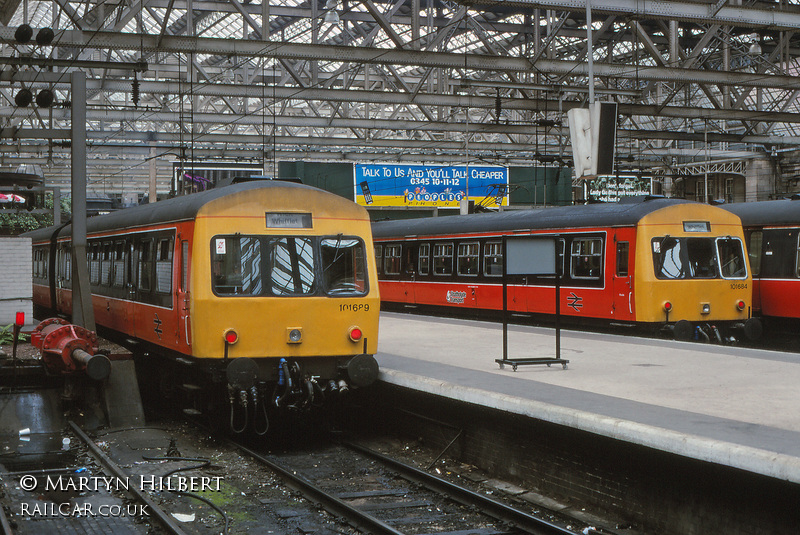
339 304 370 312
730 283 747 290
566 293 584 312
153 314 163 339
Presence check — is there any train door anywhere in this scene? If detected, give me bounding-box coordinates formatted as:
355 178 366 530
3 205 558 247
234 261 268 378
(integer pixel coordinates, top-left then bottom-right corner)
403 244 417 303
612 239 634 320
122 240 136 335
177 239 191 347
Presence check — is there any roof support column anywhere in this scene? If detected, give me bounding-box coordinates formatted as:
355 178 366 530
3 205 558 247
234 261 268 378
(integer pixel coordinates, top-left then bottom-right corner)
70 70 95 331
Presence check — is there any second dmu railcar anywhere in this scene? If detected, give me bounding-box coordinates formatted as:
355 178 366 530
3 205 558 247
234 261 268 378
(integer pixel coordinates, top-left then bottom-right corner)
722 197 800 330
27 181 380 434
373 196 762 342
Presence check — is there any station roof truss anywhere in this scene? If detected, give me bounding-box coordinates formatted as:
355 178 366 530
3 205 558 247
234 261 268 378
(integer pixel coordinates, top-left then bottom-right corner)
2 0 800 193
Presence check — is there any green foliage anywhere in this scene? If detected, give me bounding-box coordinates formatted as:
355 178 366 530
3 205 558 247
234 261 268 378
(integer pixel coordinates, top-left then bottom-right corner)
0 191 69 235
0 325 29 345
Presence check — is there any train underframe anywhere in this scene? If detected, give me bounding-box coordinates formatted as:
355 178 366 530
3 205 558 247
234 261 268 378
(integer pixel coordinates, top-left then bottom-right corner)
132 346 379 436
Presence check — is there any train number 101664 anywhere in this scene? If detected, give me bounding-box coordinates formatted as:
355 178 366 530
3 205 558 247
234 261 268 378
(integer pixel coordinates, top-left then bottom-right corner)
339 303 370 312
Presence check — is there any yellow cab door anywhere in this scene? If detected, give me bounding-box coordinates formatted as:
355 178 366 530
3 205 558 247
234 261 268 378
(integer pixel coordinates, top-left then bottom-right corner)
612 238 634 321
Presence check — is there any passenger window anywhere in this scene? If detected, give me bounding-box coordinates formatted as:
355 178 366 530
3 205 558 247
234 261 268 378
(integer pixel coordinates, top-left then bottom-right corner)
212 236 263 295
433 243 454 276
374 245 383 275
180 241 189 292
457 242 480 276
484 241 502 277
113 241 125 288
418 243 430 275
384 245 402 275
795 234 800 278
570 238 602 279
101 243 112 285
89 243 100 285
321 237 367 295
747 231 762 276
63 246 71 281
616 242 629 277
269 237 314 295
138 240 153 292
156 238 173 293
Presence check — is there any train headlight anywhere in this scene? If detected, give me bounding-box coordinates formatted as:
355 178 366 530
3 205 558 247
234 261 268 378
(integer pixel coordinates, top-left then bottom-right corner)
663 301 672 312
348 326 363 343
287 328 303 344
701 303 711 315
224 329 239 345
737 300 746 311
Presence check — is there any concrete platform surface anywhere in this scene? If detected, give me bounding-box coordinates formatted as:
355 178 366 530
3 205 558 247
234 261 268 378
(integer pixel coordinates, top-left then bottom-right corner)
375 312 800 484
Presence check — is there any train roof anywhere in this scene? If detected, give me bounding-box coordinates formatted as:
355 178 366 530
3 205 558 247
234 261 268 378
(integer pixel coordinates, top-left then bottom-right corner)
720 198 800 227
24 180 348 241
372 197 697 239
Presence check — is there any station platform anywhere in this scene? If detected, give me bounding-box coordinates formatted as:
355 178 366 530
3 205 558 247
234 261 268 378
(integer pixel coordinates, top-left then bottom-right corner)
375 311 800 485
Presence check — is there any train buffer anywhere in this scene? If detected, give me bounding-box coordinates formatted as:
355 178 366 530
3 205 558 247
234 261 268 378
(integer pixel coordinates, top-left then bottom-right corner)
495 357 569 371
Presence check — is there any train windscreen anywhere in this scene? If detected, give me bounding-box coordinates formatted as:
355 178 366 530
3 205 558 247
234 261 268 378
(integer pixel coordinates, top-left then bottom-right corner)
652 237 747 280
211 235 367 296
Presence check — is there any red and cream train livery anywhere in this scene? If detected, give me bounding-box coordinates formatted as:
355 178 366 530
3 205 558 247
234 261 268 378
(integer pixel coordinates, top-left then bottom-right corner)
372 196 762 341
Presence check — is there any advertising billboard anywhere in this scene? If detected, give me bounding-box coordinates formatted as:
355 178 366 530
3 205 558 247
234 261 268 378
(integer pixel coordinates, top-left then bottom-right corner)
354 164 508 208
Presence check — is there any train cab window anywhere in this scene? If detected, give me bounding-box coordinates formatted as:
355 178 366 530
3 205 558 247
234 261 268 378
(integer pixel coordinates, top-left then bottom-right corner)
717 238 747 279
270 237 314 295
156 238 174 293
747 231 762 276
374 245 383 275
212 236 264 296
384 245 402 275
418 243 430 275
433 243 454 276
457 242 480 276
101 243 112 285
484 241 503 277
652 237 725 279
321 237 367 296
616 242 629 277
570 238 602 279
113 241 125 287
138 240 153 292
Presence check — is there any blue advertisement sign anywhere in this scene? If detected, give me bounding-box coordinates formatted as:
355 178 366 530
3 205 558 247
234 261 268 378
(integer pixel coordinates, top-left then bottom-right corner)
354 164 508 207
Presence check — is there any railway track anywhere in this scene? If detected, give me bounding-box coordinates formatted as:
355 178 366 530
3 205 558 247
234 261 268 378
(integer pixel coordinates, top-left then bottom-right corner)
3 417 610 534
230 437 597 535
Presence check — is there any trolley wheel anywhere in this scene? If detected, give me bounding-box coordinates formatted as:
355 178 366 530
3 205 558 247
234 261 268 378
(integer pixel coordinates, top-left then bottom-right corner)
512 364 518 372
546 363 551 367
498 363 504 370
562 363 568 370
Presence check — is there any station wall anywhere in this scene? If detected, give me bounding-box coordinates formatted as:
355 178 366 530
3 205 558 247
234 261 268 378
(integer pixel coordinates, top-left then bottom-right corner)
0 237 32 326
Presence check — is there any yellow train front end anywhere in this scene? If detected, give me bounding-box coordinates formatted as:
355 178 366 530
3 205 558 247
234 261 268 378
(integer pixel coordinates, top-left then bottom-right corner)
634 203 762 342
188 183 380 428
